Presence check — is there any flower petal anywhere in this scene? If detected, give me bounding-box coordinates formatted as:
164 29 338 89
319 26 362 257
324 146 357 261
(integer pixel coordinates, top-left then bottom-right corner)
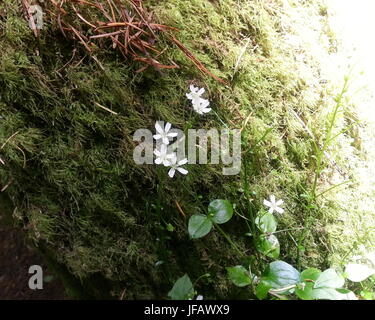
198 88 205 95
177 167 188 175
160 144 167 153
276 199 284 206
155 122 163 134
270 195 276 204
165 122 172 132
275 207 285 214
155 158 162 165
168 132 178 138
263 199 272 207
178 158 188 165
153 134 161 140
162 137 170 145
168 168 176 178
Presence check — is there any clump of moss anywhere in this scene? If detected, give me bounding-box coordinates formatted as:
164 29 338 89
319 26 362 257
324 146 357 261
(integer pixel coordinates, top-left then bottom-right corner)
0 0 370 299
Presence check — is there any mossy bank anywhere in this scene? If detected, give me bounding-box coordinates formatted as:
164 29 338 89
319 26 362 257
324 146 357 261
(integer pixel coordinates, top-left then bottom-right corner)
0 0 372 299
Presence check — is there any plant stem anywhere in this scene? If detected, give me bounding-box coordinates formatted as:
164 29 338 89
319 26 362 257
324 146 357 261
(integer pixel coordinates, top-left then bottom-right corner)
214 223 244 257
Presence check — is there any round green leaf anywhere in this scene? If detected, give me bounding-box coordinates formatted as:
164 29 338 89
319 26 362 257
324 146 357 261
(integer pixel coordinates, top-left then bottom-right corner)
261 261 301 289
208 199 233 224
188 214 213 239
255 234 280 259
314 269 345 289
226 266 252 287
255 212 277 233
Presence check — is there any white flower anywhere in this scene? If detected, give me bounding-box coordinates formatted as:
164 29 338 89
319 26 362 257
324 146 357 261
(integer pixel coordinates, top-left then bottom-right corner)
186 85 212 115
167 157 188 178
263 195 284 214
186 85 205 104
153 122 178 145
194 99 211 115
154 144 176 166
196 295 203 300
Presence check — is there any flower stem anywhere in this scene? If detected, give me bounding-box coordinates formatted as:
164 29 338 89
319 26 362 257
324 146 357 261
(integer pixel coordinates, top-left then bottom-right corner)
214 223 244 257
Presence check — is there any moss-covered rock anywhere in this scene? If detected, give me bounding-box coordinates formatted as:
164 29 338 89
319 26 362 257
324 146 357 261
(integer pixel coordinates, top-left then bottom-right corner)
1 0 365 299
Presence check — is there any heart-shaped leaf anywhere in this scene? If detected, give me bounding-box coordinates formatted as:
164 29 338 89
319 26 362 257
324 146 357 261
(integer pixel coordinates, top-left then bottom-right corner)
208 199 233 224
188 214 213 239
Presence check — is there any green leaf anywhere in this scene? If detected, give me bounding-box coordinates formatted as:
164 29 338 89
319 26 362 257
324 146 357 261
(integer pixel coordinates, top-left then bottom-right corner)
188 214 213 239
261 261 300 289
256 281 272 300
295 268 322 300
255 234 280 259
300 268 321 281
227 266 252 287
314 269 345 289
208 199 233 224
295 282 315 300
345 263 375 282
311 288 354 300
166 223 174 232
168 274 194 300
255 212 277 233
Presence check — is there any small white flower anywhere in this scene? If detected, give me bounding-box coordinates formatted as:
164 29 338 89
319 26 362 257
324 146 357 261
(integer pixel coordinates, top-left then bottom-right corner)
154 144 176 166
186 85 212 115
167 157 188 178
153 122 178 145
193 99 211 115
196 295 203 300
186 84 205 104
263 195 284 214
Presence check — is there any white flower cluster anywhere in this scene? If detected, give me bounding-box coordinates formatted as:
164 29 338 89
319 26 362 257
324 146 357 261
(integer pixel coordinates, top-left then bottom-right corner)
152 85 211 177
153 122 188 178
186 85 211 115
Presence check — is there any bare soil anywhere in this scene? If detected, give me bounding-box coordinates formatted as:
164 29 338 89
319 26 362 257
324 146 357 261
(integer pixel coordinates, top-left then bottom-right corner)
0 216 67 300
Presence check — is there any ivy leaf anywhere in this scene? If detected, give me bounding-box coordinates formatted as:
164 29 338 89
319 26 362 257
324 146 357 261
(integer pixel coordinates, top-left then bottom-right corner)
314 269 345 289
255 234 280 259
168 274 195 300
345 263 375 282
188 214 213 239
208 199 233 224
255 211 277 233
227 266 252 287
